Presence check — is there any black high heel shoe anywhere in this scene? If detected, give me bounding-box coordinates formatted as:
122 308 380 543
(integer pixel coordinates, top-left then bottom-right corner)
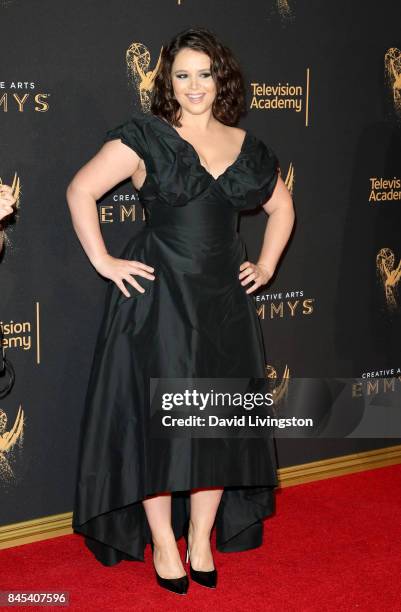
150 541 189 595
184 529 218 589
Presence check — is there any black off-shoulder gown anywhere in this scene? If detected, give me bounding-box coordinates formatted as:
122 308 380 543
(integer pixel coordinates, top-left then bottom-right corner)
72 109 280 566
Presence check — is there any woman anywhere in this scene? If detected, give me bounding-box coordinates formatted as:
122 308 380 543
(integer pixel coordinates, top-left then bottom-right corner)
68 27 294 595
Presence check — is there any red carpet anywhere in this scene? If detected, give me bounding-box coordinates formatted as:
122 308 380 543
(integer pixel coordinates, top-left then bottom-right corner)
1 464 400 611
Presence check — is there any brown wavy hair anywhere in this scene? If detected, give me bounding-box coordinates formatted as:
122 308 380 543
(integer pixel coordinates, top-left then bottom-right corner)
150 27 246 127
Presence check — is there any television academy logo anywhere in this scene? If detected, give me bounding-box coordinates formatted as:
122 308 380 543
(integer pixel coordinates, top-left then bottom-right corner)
0 318 33 353
369 177 401 203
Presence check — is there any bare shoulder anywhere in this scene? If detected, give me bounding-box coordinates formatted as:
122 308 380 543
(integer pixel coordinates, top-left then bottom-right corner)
219 123 247 145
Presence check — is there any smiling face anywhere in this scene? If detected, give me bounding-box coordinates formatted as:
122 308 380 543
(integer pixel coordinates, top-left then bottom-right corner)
170 47 217 118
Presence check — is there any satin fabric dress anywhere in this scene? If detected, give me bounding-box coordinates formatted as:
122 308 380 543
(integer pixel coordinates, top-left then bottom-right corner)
72 108 281 566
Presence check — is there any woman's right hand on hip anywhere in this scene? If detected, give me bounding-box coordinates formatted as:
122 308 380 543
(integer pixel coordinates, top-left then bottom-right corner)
92 253 155 297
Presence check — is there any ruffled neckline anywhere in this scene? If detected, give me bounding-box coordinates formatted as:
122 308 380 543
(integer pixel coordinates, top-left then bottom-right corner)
147 112 254 184
126 108 278 210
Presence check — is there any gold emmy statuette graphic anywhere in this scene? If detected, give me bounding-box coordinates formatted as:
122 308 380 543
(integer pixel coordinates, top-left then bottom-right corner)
0 405 24 482
282 163 294 195
126 43 163 111
265 364 290 407
384 47 401 115
376 248 401 310
277 0 293 19
0 173 21 251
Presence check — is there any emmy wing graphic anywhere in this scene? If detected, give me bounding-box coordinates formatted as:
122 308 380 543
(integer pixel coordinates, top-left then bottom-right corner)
376 248 401 310
0 405 24 483
126 43 163 111
266 364 291 407
385 47 401 115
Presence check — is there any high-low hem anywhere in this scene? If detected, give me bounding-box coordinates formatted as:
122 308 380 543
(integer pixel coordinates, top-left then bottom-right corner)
73 482 277 567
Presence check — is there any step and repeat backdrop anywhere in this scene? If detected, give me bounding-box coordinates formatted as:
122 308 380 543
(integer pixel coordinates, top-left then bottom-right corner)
0 0 400 525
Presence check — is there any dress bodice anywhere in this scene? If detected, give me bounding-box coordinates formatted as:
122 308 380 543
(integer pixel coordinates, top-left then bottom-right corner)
103 108 280 211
